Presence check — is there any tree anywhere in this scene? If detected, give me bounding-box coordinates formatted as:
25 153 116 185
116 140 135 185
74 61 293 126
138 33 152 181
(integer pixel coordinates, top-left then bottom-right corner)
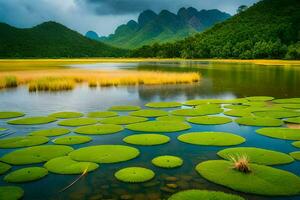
237 5 248 13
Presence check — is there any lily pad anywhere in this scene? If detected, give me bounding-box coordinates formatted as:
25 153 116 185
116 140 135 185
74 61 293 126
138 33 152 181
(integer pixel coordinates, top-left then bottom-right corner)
224 105 249 110
49 112 83 119
4 167 48 183
0 162 11 174
187 116 232 125
114 167 155 183
280 104 300 109
253 110 300 119
218 147 294 165
130 109 168 117
58 118 98 127
196 160 300 196
235 117 283 127
69 145 140 163
152 155 183 168
273 98 300 104
0 136 49 148
74 124 124 135
256 128 300 140
178 132 245 146
171 105 223 117
156 115 186 122
243 101 268 107
123 134 170 146
292 141 300 148
0 145 74 165
29 127 70 137
184 99 247 106
100 116 148 125
224 106 284 117
168 189 245 200
87 111 118 118
8 116 56 125
290 152 300 160
126 121 191 133
109 105 141 111
0 111 25 119
0 128 7 131
53 136 92 145
0 186 24 200
246 96 274 102
44 156 99 174
285 117 300 124
145 102 182 108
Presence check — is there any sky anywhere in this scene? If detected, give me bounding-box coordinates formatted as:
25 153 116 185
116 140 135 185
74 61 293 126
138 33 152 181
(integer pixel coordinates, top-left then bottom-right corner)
0 0 258 36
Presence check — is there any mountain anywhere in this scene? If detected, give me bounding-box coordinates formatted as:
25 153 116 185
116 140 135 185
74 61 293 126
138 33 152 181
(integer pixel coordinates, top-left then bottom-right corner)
132 0 300 59
85 31 101 41
96 8 230 49
0 21 127 58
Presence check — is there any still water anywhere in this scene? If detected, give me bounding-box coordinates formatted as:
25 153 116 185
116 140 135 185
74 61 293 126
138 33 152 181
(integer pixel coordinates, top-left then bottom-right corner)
0 61 300 200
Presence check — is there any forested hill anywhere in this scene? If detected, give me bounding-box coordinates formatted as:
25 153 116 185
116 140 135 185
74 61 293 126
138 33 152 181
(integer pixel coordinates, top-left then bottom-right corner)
131 0 300 59
0 22 127 58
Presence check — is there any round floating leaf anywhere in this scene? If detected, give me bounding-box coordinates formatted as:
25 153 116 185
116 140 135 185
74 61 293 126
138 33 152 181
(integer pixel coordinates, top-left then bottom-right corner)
218 147 294 165
280 104 300 109
130 109 168 117
224 105 249 110
126 121 191 133
0 162 11 175
115 167 155 183
145 102 182 108
178 132 245 146
187 116 232 125
243 101 268 107
69 145 139 164
8 116 56 125
0 136 49 148
0 112 25 119
0 128 7 131
0 145 74 165
123 134 170 146
246 96 274 102
285 117 300 124
224 106 284 117
292 141 300 148
235 117 283 127
184 98 247 106
171 106 223 117
49 112 83 119
290 152 300 160
4 167 48 183
156 115 186 122
256 128 300 140
87 111 118 118
74 124 124 135
53 136 92 145
44 156 98 174
168 189 245 200
196 160 300 196
29 127 70 137
152 155 183 168
253 110 300 119
58 118 98 127
100 116 148 125
109 105 141 111
273 98 300 104
0 186 24 200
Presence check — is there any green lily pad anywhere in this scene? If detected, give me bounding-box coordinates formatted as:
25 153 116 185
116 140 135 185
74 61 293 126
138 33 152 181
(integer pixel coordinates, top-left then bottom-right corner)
168 189 245 200
8 116 57 125
196 160 300 196
0 162 11 175
53 136 92 145
273 98 300 104
178 132 245 146
49 112 83 119
130 109 168 117
256 128 300 140
280 104 300 109
224 106 284 117
0 128 7 131
4 167 48 183
171 105 223 117
100 116 148 125
0 186 24 200
58 118 98 127
218 147 294 165
253 110 300 119
114 167 155 183
145 102 182 108
243 101 268 107
0 112 25 119
187 116 232 125
87 111 118 118
123 134 170 146
290 152 300 160
74 124 124 135
0 136 49 148
285 117 300 124
0 145 74 165
184 98 247 106
109 105 141 111
69 145 139 164
152 155 183 168
44 156 99 174
29 127 70 137
224 105 249 110
246 96 274 102
292 141 300 148
156 115 186 122
126 121 191 133
235 117 283 127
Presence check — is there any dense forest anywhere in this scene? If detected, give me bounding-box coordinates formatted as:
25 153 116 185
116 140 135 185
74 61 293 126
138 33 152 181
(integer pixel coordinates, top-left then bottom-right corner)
131 0 300 59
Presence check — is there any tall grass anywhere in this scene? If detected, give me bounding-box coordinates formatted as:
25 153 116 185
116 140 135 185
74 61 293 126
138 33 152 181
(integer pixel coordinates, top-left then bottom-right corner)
28 77 75 92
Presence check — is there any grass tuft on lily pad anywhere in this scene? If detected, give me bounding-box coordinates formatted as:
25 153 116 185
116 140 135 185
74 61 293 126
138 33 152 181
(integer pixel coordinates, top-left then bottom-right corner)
0 186 24 200
8 116 57 125
156 115 186 122
87 111 118 118
130 109 168 117
44 156 98 174
152 155 183 168
178 132 245 146
109 105 141 111
246 96 274 102
256 128 300 140
0 162 11 175
145 102 182 108
253 110 300 119
4 167 48 183
0 111 25 119
0 136 49 148
285 117 300 124
53 136 92 145
58 118 98 127
29 127 70 137
126 121 191 132
114 167 155 183
74 124 124 135
187 116 232 125
235 117 283 127
49 112 83 119
100 116 148 125
123 134 170 146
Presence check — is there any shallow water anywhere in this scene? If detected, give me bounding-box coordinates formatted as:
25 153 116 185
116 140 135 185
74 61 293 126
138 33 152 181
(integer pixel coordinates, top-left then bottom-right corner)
0 61 300 200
